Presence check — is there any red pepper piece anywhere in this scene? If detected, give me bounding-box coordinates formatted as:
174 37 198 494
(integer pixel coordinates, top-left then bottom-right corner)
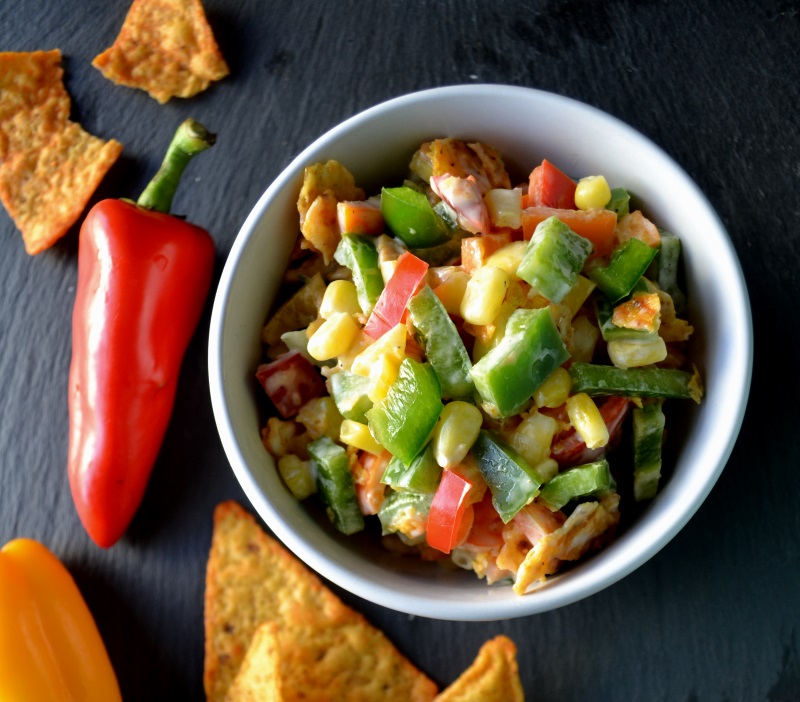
363 251 428 339
68 119 216 548
550 396 631 468
255 351 326 419
528 159 577 210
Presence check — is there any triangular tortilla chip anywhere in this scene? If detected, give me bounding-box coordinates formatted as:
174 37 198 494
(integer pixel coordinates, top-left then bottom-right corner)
434 636 524 702
224 622 283 702
204 501 438 702
92 0 229 103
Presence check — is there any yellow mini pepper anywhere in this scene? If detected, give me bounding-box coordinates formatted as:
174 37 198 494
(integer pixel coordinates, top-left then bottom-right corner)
0 538 122 702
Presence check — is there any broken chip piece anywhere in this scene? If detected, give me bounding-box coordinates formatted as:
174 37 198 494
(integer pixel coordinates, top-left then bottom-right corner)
0 50 122 255
204 501 438 702
92 0 229 104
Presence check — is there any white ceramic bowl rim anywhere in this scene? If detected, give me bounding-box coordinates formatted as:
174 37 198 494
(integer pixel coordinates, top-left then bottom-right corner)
209 84 753 620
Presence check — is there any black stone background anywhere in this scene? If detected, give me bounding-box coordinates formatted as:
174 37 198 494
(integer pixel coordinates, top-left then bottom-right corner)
1 1 798 699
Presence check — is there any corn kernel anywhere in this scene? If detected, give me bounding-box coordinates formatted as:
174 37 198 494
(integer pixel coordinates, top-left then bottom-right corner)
533 458 559 483
509 411 558 467
607 337 667 369
297 396 343 440
367 355 400 403
566 393 608 449
460 265 509 326
320 280 361 318
484 188 523 229
380 259 398 284
560 275 596 319
433 270 470 315
277 455 317 500
307 312 360 361
433 401 483 468
574 175 612 210
350 323 406 376
569 315 601 363
485 241 527 277
340 419 384 455
535 367 572 408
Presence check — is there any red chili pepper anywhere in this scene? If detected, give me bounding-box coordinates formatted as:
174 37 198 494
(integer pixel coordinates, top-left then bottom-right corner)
68 120 217 548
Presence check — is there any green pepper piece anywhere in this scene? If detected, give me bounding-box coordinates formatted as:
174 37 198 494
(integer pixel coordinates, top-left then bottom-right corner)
308 436 364 535
587 238 659 303
538 459 615 511
647 228 687 315
411 230 468 266
366 358 443 466
377 490 434 537
633 401 666 501
381 186 451 248
516 215 593 304
606 187 630 220
471 430 543 523
471 308 570 418
595 294 660 343
569 362 696 400
381 443 442 494
407 285 474 400
333 234 384 315
329 370 373 423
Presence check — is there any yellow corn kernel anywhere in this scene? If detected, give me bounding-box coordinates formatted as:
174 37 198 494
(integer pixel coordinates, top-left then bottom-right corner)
305 317 325 338
574 175 611 210
460 265 509 326
533 458 559 483
433 401 483 468
367 355 400 402
277 454 317 500
509 411 558 467
319 280 361 319
296 396 343 441
484 188 523 229
485 241 527 277
535 367 572 408
566 393 608 449
569 314 601 363
607 337 667 369
307 312 360 361
380 259 398 284
433 270 470 315
340 419 384 455
560 275 596 319
350 323 406 376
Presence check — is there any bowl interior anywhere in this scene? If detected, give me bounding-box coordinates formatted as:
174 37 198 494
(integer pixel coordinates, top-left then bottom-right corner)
209 85 752 620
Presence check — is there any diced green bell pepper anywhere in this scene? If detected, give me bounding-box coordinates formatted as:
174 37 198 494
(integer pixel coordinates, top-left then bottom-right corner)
471 308 570 418
595 294 660 343
381 443 442 494
633 401 666 501
569 362 696 400
471 430 543 523
538 459 615 511
333 234 384 315
411 230 468 266
647 228 686 314
381 186 451 248
329 370 373 423
308 436 364 535
516 215 594 304
606 187 630 220
587 238 659 303
407 285 474 400
377 490 434 537
366 358 443 465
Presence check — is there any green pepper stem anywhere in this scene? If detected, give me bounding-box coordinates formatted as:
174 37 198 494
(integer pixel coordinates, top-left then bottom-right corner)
136 119 216 213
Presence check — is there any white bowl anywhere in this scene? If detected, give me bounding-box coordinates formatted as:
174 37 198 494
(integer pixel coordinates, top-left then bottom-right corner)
208 85 752 621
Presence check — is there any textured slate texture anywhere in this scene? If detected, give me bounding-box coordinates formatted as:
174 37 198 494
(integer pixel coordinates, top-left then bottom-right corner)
0 0 798 700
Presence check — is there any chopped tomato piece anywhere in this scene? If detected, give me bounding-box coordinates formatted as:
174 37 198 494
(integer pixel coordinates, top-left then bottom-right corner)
256 351 326 419
426 468 476 554
364 252 429 338
465 491 505 549
522 206 618 257
460 232 513 274
528 160 577 210
550 396 631 468
337 198 384 235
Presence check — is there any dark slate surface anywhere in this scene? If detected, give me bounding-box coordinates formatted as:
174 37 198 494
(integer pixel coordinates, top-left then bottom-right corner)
1 1 798 699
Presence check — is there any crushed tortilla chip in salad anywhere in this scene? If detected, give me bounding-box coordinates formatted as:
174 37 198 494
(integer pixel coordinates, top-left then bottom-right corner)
256 138 702 595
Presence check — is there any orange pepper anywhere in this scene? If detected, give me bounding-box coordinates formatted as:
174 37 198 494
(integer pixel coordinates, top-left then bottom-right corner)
0 539 121 702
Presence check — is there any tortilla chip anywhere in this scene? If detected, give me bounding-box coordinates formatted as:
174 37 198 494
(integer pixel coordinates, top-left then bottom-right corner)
0 50 122 254
434 636 524 702
224 622 283 702
92 0 229 103
204 501 438 702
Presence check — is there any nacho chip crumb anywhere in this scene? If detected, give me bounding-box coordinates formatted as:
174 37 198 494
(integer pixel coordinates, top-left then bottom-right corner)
434 636 524 702
0 50 122 254
93 0 229 103
204 501 438 702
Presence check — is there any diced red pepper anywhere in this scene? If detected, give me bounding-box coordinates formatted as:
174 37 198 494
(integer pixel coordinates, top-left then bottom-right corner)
465 491 505 549
528 160 577 210
460 231 513 274
522 206 618 257
550 396 631 468
256 351 326 419
426 468 476 554
364 252 428 339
